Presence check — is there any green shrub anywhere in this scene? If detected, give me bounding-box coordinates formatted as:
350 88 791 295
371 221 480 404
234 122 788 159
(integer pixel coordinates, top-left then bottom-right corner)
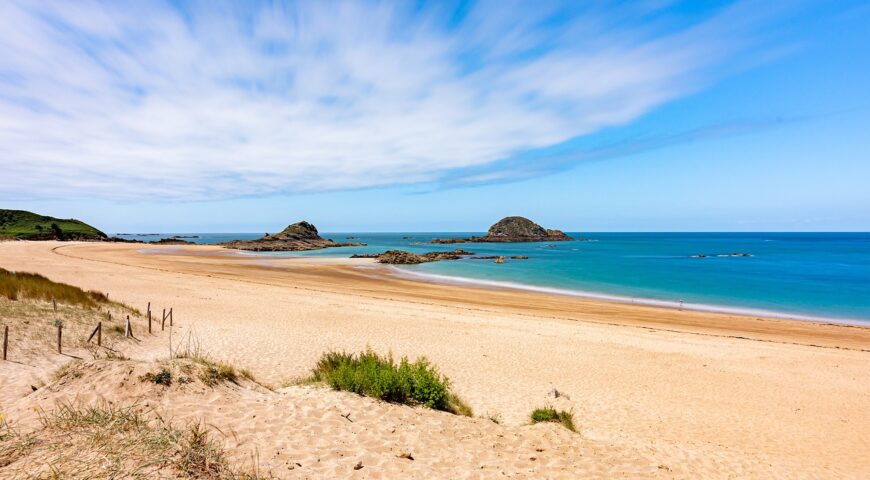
530 407 576 432
146 368 172 386
310 349 471 415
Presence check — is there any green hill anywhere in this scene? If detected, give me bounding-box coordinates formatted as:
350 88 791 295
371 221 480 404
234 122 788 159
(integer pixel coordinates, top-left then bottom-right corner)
0 209 107 241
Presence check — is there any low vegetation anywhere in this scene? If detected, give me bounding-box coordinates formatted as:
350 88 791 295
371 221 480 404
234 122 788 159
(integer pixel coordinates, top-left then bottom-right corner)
0 402 267 478
200 361 239 386
171 335 247 387
51 360 83 382
309 349 472 415
530 407 576 432
0 267 109 308
145 368 173 386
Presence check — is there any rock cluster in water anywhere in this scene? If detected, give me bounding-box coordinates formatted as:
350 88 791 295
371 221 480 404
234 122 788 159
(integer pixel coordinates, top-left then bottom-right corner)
355 249 533 265
691 253 753 258
221 221 365 252
431 216 574 244
355 248 476 264
103 236 194 245
149 237 195 245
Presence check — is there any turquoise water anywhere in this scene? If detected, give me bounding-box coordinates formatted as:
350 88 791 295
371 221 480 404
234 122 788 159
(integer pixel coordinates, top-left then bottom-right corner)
117 232 870 323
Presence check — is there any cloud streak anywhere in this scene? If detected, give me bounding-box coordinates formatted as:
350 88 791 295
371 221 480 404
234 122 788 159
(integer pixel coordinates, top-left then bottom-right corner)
0 0 789 201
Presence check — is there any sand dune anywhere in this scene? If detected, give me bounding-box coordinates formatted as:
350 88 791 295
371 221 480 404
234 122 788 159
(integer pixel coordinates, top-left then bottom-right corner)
5 358 668 478
1 241 869 478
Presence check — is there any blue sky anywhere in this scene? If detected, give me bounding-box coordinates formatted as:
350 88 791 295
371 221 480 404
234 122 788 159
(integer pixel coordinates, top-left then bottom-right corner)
1 0 868 232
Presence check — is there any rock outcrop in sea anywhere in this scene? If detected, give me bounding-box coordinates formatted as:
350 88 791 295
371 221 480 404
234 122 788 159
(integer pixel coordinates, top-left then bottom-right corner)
431 216 574 244
221 221 365 252
691 252 753 258
354 248 475 264
150 238 195 245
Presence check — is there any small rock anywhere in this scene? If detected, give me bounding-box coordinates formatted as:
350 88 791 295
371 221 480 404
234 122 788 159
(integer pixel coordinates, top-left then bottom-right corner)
353 461 364 470
397 452 414 461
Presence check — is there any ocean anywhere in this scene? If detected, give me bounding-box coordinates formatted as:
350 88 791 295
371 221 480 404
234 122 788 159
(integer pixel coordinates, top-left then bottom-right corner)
115 232 870 323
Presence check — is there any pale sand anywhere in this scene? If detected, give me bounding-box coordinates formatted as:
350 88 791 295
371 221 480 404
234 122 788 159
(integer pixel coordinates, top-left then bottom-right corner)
1 241 869 478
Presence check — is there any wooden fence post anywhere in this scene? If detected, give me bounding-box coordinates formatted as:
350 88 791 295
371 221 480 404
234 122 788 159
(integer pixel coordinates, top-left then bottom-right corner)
53 298 57 312
147 302 152 334
162 308 166 331
125 315 132 338
57 324 62 354
88 322 102 347
169 308 173 326
2 325 7 361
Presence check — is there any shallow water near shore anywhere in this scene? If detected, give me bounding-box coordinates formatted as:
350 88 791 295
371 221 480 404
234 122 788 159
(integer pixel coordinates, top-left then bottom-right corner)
115 232 870 323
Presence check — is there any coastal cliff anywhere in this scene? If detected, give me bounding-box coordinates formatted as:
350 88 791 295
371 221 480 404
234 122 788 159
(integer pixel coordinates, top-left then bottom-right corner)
432 216 574 244
221 221 365 251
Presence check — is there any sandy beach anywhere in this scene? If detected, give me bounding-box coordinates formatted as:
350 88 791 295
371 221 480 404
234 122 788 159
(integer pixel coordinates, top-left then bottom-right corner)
1 240 869 478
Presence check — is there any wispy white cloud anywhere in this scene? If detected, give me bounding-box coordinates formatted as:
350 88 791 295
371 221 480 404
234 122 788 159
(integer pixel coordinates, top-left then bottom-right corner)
0 0 784 201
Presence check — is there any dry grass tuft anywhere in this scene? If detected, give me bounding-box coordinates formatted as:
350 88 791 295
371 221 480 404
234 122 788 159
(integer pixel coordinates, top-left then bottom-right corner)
199 361 239 387
0 402 270 478
50 360 83 382
484 412 503 424
171 332 260 388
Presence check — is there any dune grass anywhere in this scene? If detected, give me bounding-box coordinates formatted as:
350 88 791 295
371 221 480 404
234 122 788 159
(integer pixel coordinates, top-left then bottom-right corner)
50 360 83 382
199 361 239 386
171 352 241 387
530 407 576 432
310 349 472 415
0 267 109 308
0 402 268 479
170 333 247 387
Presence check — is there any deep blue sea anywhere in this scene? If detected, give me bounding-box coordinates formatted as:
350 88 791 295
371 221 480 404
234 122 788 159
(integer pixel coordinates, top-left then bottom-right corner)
115 232 870 323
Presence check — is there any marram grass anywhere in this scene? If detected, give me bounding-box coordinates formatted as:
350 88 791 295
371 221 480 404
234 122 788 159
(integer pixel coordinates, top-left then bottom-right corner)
310 349 472 416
